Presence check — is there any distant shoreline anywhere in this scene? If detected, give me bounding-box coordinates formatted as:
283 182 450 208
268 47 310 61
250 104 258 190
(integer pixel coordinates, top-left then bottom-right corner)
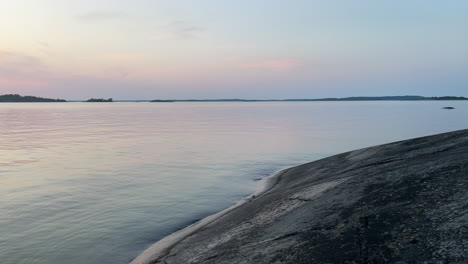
0 94 66 102
1 94 468 103
159 96 468 102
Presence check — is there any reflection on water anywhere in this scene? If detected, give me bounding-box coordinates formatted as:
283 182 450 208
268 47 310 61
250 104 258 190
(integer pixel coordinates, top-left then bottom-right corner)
0 101 467 264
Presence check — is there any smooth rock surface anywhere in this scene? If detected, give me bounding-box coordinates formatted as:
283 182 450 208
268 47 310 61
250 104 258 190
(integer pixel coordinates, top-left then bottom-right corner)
133 129 468 264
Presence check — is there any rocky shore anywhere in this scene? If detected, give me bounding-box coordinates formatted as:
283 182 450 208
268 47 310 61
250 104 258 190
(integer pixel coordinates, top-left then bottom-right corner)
132 129 468 264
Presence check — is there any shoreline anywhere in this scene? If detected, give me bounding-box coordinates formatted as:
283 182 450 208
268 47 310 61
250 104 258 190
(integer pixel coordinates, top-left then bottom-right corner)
130 167 290 264
131 129 468 263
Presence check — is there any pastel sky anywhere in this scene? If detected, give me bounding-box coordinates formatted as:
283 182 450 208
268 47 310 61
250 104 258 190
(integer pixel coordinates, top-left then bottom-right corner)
1 0 467 99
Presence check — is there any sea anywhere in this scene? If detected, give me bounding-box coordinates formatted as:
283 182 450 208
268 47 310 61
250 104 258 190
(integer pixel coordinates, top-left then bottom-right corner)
1 101 467 264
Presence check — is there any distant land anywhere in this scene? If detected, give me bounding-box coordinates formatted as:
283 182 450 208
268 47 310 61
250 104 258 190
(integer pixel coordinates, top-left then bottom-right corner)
167 96 468 102
0 94 66 102
86 98 113 102
1 94 467 103
150 99 175 102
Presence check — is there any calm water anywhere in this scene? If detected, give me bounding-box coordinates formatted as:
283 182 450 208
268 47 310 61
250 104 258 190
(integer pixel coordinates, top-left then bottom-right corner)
1 101 467 264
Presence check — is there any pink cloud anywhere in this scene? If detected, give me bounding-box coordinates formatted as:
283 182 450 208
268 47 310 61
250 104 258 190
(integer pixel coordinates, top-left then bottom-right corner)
100 53 142 62
0 77 49 88
0 51 51 89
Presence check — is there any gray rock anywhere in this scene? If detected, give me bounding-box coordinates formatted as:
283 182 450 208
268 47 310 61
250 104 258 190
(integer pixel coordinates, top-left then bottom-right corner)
133 129 468 264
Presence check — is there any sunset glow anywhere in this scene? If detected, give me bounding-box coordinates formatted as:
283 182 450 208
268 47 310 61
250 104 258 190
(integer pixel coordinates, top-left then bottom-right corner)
1 0 467 99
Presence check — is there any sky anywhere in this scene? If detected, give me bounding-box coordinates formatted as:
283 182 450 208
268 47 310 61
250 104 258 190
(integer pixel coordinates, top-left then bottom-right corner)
0 0 467 99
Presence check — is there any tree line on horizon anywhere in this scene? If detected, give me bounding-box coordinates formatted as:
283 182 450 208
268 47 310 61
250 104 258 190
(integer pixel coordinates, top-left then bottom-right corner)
0 94 467 102
0 94 66 102
86 98 113 102
0 94 114 102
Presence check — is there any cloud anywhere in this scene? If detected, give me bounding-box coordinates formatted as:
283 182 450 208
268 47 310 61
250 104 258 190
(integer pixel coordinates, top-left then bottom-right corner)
0 51 50 88
157 20 204 39
76 11 125 21
36 41 53 56
241 59 300 71
100 53 141 62
36 41 49 49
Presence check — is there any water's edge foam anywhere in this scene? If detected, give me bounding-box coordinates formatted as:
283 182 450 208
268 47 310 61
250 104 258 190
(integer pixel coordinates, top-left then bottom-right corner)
130 167 289 264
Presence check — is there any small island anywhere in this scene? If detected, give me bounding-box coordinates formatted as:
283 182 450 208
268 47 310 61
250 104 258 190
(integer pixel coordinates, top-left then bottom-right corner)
150 99 174 102
0 94 66 102
86 98 113 102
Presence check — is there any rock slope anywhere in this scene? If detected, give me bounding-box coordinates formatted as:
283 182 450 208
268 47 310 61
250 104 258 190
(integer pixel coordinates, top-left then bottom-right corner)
133 129 468 264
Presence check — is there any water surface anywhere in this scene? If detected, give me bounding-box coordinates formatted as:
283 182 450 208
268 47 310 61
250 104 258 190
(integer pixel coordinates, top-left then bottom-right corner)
1 101 467 264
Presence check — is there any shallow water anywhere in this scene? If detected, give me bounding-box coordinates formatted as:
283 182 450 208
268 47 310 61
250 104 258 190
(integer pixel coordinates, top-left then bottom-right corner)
0 101 467 264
